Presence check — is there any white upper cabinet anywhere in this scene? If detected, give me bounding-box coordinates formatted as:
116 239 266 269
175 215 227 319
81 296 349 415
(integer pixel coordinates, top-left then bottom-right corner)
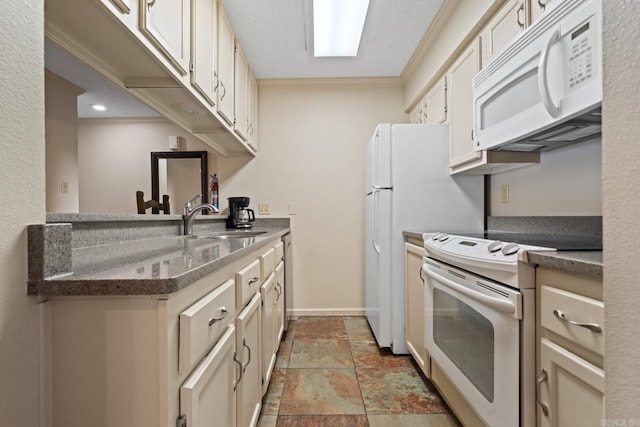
424 76 447 124
247 69 258 151
234 43 249 141
190 0 218 106
140 0 191 76
217 5 236 125
448 39 481 168
480 0 526 67
528 0 555 26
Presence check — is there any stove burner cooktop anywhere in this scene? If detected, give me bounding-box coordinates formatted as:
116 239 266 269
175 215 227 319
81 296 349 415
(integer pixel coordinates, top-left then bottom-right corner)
430 230 602 251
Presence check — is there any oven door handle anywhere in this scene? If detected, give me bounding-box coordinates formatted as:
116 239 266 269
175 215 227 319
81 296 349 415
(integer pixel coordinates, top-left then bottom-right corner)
423 265 516 314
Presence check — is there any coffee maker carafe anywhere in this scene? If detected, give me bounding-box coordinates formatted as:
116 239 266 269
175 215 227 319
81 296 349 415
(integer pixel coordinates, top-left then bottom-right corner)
227 197 255 229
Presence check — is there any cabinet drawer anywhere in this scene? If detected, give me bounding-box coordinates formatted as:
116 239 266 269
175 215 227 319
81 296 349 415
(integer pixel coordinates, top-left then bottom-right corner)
260 247 276 281
236 259 261 308
541 286 604 356
179 279 236 373
274 241 284 264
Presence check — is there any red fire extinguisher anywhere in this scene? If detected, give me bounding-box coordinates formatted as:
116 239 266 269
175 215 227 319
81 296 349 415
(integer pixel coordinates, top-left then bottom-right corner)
210 174 219 209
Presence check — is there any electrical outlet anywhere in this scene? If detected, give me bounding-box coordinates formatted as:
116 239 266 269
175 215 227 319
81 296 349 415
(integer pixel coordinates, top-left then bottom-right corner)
501 185 509 204
61 181 69 194
289 202 297 215
258 203 270 215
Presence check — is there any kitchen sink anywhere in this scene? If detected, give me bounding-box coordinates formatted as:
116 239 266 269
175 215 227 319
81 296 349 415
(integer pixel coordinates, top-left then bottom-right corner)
179 230 267 240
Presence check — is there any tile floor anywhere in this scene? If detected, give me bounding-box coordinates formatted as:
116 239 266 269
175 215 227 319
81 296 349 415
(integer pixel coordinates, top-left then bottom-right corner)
257 316 461 427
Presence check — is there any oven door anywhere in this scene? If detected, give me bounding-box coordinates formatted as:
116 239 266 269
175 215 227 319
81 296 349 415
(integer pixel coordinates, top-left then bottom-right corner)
423 258 522 427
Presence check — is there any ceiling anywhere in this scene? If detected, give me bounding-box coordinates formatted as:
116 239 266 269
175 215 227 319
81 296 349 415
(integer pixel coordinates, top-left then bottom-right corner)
45 0 444 118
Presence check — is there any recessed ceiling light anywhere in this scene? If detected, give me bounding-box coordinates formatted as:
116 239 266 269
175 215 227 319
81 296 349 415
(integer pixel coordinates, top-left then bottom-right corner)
313 0 370 57
92 104 107 111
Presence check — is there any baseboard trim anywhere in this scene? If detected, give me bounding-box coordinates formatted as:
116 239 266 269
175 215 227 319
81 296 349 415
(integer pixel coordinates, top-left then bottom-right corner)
288 308 366 317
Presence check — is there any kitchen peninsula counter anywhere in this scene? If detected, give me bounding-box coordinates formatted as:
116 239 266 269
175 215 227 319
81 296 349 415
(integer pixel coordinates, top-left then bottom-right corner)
28 214 290 296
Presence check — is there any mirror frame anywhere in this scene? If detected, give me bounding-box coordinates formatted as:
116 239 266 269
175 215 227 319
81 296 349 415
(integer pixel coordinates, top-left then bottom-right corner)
151 151 208 214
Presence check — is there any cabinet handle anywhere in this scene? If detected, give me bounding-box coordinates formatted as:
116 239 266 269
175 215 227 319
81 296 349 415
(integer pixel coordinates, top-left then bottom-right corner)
517 4 525 29
213 71 219 92
242 338 251 373
233 351 243 391
537 369 550 416
274 282 281 301
553 309 602 333
538 0 548 10
247 123 254 136
146 0 156 12
419 266 425 282
208 306 228 326
220 82 226 100
248 277 259 286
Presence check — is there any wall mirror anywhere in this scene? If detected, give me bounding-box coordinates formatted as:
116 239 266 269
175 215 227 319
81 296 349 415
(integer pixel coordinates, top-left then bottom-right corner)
151 151 208 214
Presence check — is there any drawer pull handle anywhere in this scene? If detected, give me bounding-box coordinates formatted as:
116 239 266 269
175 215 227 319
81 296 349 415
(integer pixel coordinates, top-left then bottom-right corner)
208 307 228 326
553 309 602 333
242 338 251 373
537 369 549 416
248 277 259 286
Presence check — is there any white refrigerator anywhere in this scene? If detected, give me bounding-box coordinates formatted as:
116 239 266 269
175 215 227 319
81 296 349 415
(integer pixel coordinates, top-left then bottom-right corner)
365 123 484 354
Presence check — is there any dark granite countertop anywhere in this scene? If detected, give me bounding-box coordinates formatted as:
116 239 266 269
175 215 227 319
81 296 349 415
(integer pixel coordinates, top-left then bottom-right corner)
28 225 290 297
528 251 603 279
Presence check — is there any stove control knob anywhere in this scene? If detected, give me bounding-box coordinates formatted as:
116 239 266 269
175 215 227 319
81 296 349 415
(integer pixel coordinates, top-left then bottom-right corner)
502 243 520 256
438 234 450 242
488 241 503 253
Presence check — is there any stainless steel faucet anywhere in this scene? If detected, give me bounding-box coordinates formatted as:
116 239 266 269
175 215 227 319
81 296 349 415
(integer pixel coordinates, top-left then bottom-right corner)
183 194 219 235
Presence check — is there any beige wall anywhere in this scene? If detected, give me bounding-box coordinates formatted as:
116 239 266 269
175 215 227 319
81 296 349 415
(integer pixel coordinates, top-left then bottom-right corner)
603 1 640 420
489 138 602 215
77 119 218 214
0 2 45 426
220 80 407 314
45 71 84 213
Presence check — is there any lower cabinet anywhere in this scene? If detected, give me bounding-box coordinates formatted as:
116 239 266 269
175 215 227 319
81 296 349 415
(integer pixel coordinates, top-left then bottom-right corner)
539 338 604 427
274 260 285 345
404 241 429 377
44 236 287 427
536 268 604 427
235 293 262 427
180 326 237 427
260 272 277 396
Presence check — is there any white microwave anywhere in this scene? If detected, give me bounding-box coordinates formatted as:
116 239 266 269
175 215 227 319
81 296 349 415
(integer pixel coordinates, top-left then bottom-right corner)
473 0 602 152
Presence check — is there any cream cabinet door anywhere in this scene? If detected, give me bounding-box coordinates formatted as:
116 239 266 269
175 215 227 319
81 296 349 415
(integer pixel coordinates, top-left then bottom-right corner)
217 5 235 125
528 0 554 25
404 243 429 377
424 77 447 124
236 293 262 427
480 0 526 67
409 102 424 124
140 0 191 75
247 69 258 151
274 261 285 345
190 0 217 106
448 39 481 168
180 325 237 427
260 272 277 396
234 43 249 141
539 338 604 427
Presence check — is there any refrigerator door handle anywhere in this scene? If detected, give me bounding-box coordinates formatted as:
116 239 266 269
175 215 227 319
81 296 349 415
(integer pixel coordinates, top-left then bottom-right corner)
372 189 381 255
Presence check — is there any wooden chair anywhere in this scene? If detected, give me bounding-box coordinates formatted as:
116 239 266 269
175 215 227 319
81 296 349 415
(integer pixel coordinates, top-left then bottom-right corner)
136 191 171 214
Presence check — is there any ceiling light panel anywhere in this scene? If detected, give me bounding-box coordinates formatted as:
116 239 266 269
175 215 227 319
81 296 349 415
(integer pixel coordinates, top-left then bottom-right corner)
313 0 369 57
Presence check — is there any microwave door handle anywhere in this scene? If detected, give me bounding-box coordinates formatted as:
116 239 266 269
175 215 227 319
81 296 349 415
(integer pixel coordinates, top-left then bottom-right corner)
538 28 561 118
423 265 517 315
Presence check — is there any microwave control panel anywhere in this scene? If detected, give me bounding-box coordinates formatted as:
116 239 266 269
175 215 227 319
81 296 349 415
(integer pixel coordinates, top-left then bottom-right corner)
565 15 598 92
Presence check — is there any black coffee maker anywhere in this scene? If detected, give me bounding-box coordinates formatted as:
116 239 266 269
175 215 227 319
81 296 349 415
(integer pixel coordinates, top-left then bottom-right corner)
226 197 255 229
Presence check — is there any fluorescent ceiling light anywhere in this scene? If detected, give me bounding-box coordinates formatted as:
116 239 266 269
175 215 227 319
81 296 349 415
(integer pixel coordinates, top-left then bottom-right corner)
92 104 107 111
313 0 369 57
